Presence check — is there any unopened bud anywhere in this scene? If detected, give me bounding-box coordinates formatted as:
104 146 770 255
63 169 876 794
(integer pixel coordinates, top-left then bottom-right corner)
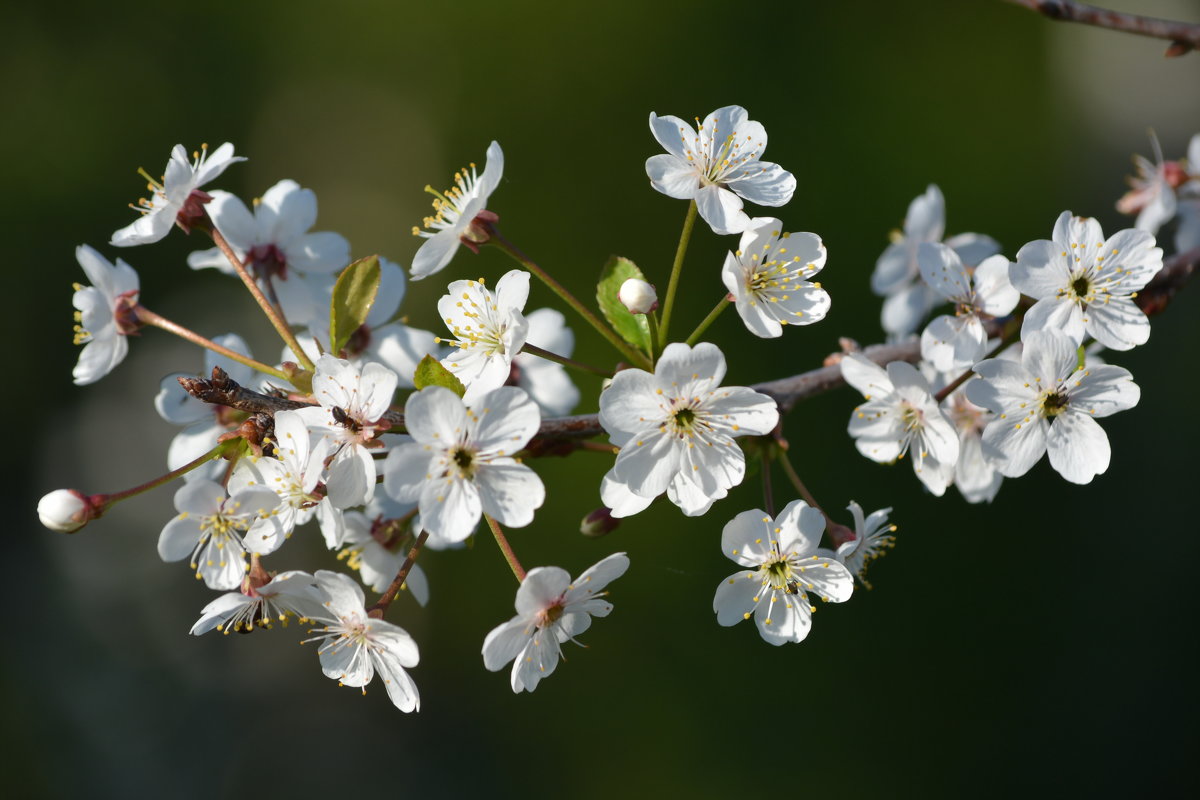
581 507 620 538
827 520 856 549
618 278 658 315
37 489 97 533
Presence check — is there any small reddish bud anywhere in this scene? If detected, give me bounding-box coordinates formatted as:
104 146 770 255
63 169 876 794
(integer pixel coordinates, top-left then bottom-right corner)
581 507 620 538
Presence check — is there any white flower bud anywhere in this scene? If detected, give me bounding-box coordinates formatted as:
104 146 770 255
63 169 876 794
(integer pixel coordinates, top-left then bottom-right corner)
618 278 657 315
38 489 93 533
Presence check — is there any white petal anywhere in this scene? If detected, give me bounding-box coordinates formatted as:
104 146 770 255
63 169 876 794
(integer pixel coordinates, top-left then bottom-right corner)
1046 412 1111 484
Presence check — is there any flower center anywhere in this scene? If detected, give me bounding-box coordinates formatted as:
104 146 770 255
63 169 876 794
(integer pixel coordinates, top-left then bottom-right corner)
674 407 696 431
1071 274 1092 301
1040 390 1070 418
763 558 799 593
536 603 565 627
414 162 481 235
249 243 288 281
899 401 924 433
452 447 477 478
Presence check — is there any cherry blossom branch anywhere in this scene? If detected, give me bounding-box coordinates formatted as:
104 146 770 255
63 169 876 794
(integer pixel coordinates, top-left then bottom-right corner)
178 248 1199 445
369 530 430 616
484 514 526 582
487 230 653 370
520 343 613 378
1003 0 1200 54
209 226 317 372
658 199 698 348
133 305 291 381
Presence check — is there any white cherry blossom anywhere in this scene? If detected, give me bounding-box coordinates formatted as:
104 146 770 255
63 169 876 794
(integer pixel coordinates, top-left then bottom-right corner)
111 142 244 246
383 385 545 545
411 141 503 280
306 571 420 713
1013 211 1162 351
482 553 629 693
190 570 329 635
713 501 853 645
819 502 896 589
598 342 779 517
871 185 1001 336
294 355 398 510
841 353 959 496
158 479 282 590
917 243 1018 371
71 245 140 386
437 270 530 403
1115 131 1180 235
646 106 795 235
966 329 1140 484
187 179 350 327
720 217 830 338
229 409 341 550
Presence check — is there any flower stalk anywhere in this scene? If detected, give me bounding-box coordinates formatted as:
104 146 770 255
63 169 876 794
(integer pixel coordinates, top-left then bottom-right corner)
658 199 698 347
485 513 527 582
210 226 316 372
133 305 291 382
488 230 651 370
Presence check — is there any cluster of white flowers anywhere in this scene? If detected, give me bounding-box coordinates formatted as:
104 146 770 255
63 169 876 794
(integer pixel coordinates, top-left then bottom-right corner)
39 113 1191 713
845 192 1164 499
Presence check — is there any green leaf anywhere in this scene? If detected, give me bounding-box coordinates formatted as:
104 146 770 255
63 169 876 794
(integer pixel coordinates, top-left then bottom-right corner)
412 354 466 398
329 255 382 356
596 256 652 355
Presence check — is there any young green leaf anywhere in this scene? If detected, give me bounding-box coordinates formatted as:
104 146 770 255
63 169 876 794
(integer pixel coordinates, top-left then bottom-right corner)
596 256 652 355
413 354 466 398
329 255 382 356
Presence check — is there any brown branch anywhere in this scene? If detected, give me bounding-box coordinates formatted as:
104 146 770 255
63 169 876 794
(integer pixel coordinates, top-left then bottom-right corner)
1004 0 1200 54
179 248 1199 446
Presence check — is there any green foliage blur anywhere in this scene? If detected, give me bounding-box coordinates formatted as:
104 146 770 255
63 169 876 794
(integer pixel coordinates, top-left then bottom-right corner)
7 1 1199 796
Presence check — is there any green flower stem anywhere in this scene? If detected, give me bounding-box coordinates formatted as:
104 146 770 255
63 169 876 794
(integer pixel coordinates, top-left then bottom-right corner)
488 233 651 370
370 529 430 615
645 312 660 364
685 297 731 346
485 513 527 583
658 199 698 348
134 305 291 382
96 440 239 510
210 227 317 373
520 343 613 378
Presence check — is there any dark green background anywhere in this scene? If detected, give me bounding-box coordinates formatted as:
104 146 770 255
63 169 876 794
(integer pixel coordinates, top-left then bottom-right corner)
7 1 1199 797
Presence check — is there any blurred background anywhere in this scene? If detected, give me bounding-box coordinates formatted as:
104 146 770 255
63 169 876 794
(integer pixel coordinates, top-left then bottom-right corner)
5 1 1199 796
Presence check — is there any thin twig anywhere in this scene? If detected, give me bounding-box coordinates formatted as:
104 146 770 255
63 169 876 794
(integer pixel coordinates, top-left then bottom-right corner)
1004 0 1200 53
369 530 430 615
